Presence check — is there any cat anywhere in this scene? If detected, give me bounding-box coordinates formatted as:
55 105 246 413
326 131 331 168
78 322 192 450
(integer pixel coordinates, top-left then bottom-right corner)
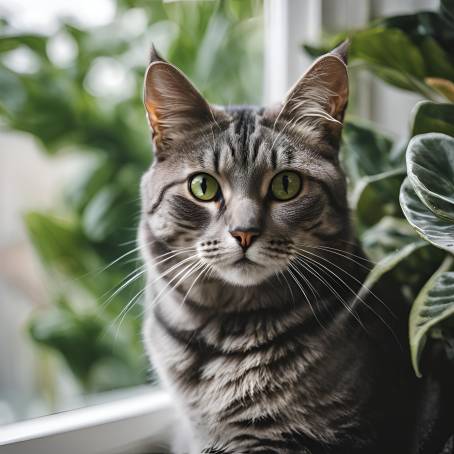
138 42 453 454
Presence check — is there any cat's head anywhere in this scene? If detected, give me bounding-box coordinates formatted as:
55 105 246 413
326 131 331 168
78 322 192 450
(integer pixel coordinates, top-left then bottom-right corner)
140 43 352 287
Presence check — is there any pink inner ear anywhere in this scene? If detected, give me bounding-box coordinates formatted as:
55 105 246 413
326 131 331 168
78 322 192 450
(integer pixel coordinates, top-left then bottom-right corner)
328 81 348 121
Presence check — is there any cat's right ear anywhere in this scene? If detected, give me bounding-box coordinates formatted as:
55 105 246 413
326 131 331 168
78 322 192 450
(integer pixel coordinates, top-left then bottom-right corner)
144 51 226 152
263 40 349 147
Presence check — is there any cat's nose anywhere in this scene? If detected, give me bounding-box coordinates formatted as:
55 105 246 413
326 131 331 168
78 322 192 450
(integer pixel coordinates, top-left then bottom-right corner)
229 228 260 251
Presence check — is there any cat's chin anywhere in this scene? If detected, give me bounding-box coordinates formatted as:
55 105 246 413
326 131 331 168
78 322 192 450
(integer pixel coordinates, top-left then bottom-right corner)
216 260 276 287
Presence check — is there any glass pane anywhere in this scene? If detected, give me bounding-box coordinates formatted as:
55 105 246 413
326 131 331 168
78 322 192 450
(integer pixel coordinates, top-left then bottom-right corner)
0 0 264 423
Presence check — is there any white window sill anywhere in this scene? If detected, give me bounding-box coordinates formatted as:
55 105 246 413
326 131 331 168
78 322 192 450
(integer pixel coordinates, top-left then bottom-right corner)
0 389 175 454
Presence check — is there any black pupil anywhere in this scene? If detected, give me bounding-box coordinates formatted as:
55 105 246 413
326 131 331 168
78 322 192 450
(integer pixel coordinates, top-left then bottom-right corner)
282 174 289 193
201 176 208 194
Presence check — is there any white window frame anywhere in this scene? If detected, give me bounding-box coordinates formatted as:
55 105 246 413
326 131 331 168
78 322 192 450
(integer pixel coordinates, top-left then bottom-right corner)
264 0 370 111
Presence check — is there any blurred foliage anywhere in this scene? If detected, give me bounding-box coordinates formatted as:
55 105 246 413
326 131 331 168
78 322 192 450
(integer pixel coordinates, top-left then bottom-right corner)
0 0 263 394
305 0 454 100
316 0 454 377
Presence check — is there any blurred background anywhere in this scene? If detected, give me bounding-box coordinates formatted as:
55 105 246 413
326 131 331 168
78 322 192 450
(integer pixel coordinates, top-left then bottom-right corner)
0 0 264 425
0 0 443 428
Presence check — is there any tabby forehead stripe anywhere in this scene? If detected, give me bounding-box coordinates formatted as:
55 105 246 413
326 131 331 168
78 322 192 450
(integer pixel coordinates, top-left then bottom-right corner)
212 141 221 174
271 146 278 170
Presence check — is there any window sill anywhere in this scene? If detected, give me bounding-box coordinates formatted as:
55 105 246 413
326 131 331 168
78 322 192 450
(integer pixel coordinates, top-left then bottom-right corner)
0 389 174 454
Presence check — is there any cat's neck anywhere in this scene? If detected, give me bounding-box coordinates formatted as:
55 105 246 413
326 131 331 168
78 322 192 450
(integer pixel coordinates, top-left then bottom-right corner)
149 255 363 344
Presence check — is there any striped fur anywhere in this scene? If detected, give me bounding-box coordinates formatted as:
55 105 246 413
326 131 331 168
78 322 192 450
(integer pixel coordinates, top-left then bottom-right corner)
139 46 419 453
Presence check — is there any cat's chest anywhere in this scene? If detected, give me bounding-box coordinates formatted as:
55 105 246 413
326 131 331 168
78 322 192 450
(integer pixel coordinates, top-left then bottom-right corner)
145 299 366 445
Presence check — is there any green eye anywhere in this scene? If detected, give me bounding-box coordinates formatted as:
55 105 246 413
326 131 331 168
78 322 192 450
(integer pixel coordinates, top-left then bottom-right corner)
270 171 302 201
189 173 220 201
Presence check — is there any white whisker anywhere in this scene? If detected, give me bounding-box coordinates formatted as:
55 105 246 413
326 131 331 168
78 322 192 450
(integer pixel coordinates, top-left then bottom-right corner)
294 247 398 342
287 265 324 329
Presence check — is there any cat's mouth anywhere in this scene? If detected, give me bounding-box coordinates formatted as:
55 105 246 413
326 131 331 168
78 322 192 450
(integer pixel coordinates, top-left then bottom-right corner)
216 251 278 286
234 257 261 267
233 256 258 265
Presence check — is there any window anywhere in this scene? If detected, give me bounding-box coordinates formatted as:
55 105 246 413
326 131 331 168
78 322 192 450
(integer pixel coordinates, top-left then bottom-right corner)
0 0 445 452
0 0 263 424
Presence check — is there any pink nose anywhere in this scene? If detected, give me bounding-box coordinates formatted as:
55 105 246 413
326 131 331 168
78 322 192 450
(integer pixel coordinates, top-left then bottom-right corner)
230 230 260 250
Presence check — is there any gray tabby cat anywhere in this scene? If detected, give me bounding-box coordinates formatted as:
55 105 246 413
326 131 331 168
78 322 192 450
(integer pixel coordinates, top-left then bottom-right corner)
138 43 443 454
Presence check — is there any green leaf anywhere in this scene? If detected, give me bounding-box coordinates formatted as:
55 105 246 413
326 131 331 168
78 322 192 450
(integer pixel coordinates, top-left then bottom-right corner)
406 133 454 222
30 299 109 388
400 178 454 254
67 156 115 213
29 298 146 390
302 44 328 58
353 169 406 227
411 101 454 137
341 121 394 185
25 212 97 275
356 239 427 303
361 216 446 303
377 12 454 79
350 28 425 77
418 37 454 80
361 216 421 262
81 185 123 242
409 255 454 377
24 212 114 295
350 28 426 91
440 0 454 28
380 12 441 40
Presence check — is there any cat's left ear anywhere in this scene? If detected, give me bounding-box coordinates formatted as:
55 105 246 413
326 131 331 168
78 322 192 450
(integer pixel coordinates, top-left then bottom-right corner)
144 48 227 152
266 40 349 145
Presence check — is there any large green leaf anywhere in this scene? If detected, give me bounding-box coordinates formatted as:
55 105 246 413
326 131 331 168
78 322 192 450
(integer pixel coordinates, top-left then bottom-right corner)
406 133 454 222
411 101 454 137
409 255 454 377
400 178 454 253
349 28 426 92
373 12 454 83
342 121 401 227
380 11 453 49
361 216 420 262
303 7 454 96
